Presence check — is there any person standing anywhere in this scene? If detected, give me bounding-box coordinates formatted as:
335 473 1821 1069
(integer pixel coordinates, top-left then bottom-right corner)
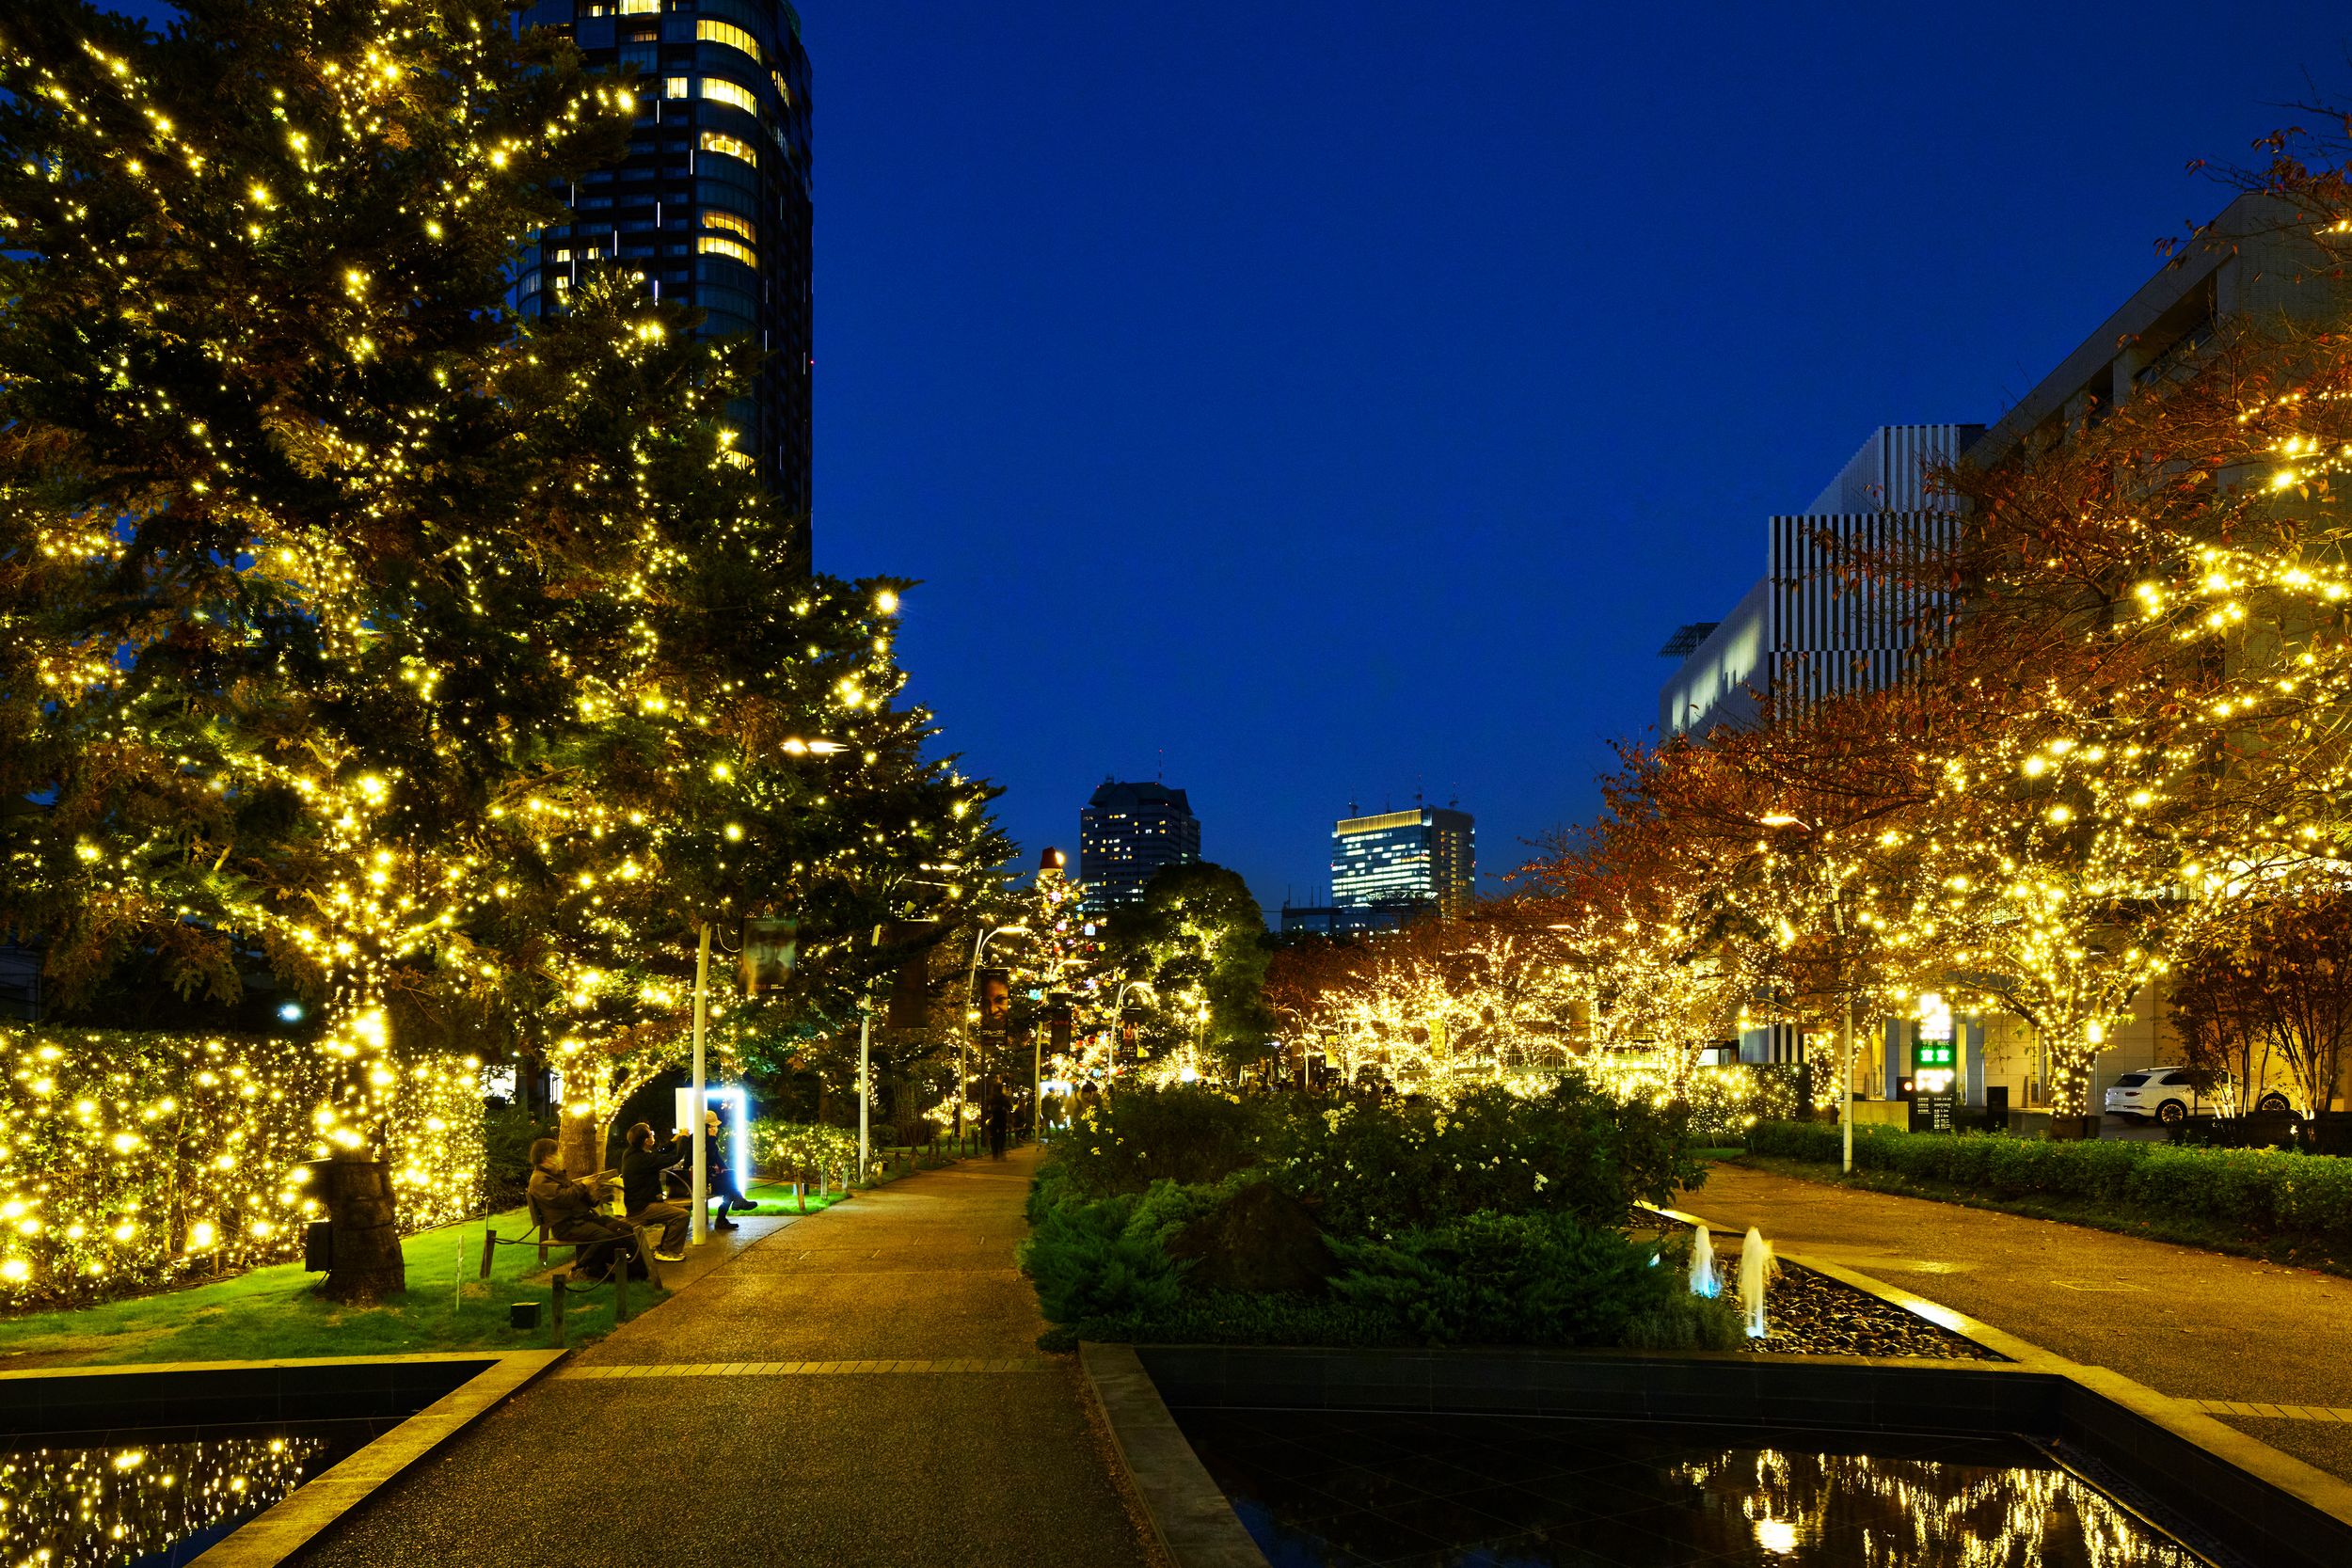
702 1107 750 1232
983 1077 1009 1161
620 1122 691 1260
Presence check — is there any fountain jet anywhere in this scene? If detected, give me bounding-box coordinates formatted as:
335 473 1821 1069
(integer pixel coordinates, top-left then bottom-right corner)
1740 1227 1772 1338
1687 1226 1719 1299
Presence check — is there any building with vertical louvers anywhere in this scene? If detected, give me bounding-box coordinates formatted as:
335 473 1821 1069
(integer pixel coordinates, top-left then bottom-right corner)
1659 424 1980 736
516 0 812 563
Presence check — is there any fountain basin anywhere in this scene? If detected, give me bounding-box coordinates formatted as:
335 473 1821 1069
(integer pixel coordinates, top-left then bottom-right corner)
0 1353 559 1566
1094 1344 2352 1568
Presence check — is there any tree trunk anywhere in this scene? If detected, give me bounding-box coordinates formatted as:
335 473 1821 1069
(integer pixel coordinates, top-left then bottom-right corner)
558 1103 602 1178
315 1155 405 1304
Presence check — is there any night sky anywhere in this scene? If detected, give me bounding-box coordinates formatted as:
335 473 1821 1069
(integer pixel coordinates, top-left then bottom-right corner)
807 1 2352 912
108 1 2352 912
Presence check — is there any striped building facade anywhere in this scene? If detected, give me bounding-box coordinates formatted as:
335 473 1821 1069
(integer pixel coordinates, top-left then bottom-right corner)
1661 424 1979 736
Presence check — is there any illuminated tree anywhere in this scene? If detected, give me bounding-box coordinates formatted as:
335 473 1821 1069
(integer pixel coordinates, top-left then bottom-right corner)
1103 862 1276 1074
0 3 1007 1193
2169 894 2352 1117
0 0 638 1146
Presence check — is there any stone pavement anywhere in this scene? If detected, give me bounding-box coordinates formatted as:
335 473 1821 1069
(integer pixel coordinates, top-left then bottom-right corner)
293 1148 1157 1568
1685 1161 2352 1482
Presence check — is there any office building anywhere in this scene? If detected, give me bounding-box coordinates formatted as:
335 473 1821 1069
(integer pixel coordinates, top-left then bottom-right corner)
516 0 813 559
1330 807 1475 921
1078 781 1201 913
1278 903 1410 938
1658 423 1980 736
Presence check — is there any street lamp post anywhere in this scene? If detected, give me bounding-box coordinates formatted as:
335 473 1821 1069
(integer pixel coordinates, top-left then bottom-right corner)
695 736 850 1245
962 924 1029 1148
690 919 713 1245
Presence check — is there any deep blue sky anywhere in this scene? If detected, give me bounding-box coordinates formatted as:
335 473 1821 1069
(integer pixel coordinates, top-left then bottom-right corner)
106 2 2352 912
804 1 2352 911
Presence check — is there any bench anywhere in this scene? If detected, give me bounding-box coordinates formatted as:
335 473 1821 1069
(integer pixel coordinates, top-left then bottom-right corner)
481 1187 666 1290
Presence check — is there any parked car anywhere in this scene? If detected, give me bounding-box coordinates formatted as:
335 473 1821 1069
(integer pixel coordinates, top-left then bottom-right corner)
2104 1066 2294 1124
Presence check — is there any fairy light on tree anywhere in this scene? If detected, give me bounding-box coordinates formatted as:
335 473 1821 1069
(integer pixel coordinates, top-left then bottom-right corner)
0 1 1004 1270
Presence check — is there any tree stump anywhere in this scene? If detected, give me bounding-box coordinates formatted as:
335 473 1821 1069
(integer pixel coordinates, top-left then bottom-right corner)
315 1155 406 1304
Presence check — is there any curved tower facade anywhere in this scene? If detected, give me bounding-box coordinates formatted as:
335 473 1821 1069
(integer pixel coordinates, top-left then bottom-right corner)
518 1 813 563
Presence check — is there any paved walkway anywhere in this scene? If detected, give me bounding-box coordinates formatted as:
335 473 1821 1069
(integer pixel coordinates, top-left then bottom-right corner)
1685 1161 2352 1481
294 1148 1155 1568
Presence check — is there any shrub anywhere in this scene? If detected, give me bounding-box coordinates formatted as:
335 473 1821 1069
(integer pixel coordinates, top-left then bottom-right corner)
0 1026 485 1307
748 1119 858 1183
1048 1084 1272 1198
1019 1178 1227 1325
1744 1118 2352 1249
1271 1077 1704 1238
1022 1172 1741 1351
1328 1211 1686 1348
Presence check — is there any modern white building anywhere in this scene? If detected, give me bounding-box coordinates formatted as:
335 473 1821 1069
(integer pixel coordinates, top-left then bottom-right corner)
1660 423 1980 737
1657 191 2352 1115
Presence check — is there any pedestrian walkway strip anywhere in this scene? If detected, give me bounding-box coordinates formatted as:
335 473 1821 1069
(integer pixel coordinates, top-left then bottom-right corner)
2186 1398 2352 1423
554 1357 1057 1379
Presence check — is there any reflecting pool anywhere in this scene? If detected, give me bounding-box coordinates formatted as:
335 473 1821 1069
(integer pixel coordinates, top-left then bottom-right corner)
0 1421 381 1568
1177 1409 2205 1567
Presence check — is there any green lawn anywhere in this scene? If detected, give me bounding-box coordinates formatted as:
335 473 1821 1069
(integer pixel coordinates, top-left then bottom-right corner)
0 1178 861 1369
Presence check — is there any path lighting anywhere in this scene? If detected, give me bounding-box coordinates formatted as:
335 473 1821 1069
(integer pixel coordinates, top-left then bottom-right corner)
962 925 1030 1141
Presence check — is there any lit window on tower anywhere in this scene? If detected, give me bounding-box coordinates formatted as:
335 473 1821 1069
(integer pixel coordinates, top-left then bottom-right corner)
702 78 759 116
697 130 758 166
697 20 762 64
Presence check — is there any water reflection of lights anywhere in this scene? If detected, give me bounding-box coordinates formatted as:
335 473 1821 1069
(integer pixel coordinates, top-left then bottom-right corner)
1 1433 325 1567
1681 1448 2196 1567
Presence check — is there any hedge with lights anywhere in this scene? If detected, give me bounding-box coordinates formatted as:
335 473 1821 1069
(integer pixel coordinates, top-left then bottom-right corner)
0 1027 484 1308
748 1118 857 1185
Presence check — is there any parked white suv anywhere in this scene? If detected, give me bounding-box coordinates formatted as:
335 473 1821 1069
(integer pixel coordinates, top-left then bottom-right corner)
2104 1067 2293 1123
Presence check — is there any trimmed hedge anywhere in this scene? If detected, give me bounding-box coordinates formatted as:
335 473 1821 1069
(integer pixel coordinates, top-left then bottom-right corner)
1019 1170 1745 1351
1745 1119 2352 1243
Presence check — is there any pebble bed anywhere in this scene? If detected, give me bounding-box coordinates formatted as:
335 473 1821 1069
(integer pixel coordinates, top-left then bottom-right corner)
1711 1256 2006 1361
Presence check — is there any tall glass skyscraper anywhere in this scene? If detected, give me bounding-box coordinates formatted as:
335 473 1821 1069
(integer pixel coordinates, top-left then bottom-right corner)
516 1 813 559
1330 807 1475 921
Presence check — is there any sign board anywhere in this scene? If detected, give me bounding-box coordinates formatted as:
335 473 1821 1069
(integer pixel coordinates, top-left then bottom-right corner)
740 916 797 995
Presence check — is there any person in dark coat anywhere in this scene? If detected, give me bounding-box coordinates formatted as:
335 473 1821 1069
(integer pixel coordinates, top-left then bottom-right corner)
983 1077 1009 1160
620 1122 691 1259
526 1138 637 1280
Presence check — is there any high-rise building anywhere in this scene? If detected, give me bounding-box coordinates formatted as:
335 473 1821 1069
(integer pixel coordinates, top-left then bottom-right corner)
1330 807 1474 921
516 1 813 559
1078 781 1201 913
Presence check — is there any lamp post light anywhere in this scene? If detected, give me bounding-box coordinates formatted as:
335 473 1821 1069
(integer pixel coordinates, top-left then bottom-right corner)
962 924 1029 1146
693 735 847 1246
1757 813 1856 1176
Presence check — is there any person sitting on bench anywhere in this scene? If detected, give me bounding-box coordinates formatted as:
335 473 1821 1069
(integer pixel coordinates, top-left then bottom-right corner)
526 1138 638 1281
621 1121 692 1260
